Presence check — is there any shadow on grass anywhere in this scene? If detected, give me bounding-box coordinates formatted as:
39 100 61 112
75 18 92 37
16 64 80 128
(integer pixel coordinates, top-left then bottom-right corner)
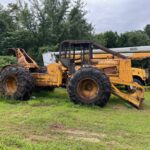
0 88 69 107
0 88 137 110
108 95 134 110
0 95 28 105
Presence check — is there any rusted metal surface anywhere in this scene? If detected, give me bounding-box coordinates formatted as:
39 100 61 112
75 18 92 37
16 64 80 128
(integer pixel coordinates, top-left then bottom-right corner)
60 40 127 59
93 42 127 59
77 78 99 101
8 48 39 69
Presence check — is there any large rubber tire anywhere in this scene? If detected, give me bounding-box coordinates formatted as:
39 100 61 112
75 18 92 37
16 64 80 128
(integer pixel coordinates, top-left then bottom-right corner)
67 67 111 107
0 66 34 100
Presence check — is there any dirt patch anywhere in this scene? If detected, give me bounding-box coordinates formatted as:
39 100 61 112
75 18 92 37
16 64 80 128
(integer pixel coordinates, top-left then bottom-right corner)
50 123 65 129
27 134 50 142
57 128 105 137
68 136 100 143
18 123 106 143
51 128 106 143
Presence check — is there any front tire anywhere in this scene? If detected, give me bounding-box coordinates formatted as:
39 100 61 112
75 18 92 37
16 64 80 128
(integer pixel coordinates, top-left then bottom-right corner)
67 67 111 107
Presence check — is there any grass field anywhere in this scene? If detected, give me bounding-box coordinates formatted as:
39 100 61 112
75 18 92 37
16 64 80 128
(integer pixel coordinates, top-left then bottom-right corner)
0 88 150 150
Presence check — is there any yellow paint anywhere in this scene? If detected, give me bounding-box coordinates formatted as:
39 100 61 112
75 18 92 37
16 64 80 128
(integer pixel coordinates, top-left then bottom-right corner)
14 48 144 108
32 63 62 87
73 53 148 83
15 48 39 69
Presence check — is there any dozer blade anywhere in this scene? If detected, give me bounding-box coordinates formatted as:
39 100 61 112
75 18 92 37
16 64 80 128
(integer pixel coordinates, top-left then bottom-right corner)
111 83 144 109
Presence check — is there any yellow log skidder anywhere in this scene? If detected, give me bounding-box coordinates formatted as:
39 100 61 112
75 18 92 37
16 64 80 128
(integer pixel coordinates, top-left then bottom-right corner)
0 41 144 109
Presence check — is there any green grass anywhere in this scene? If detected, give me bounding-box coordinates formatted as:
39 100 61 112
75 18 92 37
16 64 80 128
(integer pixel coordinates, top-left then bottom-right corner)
0 89 150 150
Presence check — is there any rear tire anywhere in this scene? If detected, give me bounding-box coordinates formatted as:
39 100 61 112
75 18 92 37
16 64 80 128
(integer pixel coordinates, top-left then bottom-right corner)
0 66 34 100
67 67 111 107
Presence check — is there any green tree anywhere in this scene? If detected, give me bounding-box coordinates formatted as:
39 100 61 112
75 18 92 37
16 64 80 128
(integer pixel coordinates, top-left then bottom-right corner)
103 31 119 48
118 31 150 47
93 33 107 46
0 5 17 55
67 0 93 40
0 56 16 67
144 24 150 37
0 0 92 63
93 31 118 48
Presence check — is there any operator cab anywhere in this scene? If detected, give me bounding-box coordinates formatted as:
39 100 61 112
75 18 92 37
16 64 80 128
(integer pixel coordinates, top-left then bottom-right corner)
59 40 126 73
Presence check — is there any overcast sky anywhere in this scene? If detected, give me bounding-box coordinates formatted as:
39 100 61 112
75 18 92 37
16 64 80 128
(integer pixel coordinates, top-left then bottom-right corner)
1 0 150 33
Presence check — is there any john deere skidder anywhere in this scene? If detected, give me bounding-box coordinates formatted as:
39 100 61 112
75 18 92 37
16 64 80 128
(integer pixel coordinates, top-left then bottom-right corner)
0 40 144 109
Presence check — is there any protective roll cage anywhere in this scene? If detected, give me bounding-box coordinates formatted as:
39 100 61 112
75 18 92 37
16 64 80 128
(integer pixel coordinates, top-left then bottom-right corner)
59 40 127 72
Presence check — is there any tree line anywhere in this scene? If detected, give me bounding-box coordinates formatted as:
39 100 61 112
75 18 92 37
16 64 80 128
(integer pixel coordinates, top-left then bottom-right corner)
0 0 150 64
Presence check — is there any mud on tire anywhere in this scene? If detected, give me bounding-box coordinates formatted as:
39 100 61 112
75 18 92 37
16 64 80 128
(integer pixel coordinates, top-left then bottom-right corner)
0 66 34 100
67 67 111 107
